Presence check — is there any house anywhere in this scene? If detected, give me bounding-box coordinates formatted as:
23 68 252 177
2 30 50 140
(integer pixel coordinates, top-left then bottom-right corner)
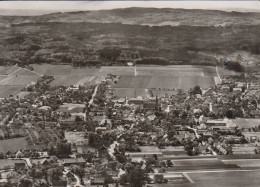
14 162 26 171
91 177 105 186
0 159 26 170
205 119 236 131
61 158 85 167
154 174 165 183
127 62 134 66
143 102 156 109
243 132 260 143
128 97 144 105
52 180 67 187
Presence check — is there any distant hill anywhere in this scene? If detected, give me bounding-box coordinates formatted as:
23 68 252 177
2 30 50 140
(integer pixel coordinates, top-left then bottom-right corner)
1 7 260 27
0 8 259 67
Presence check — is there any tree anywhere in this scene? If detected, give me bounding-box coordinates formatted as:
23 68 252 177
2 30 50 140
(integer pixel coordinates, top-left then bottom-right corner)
124 163 134 173
192 85 202 95
72 165 85 185
18 176 33 187
56 143 72 158
129 166 150 187
226 110 233 119
47 167 63 183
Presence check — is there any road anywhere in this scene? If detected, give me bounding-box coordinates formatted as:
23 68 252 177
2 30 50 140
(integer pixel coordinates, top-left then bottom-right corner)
107 141 118 159
88 85 99 107
64 168 83 187
187 127 200 139
215 65 222 84
73 173 82 187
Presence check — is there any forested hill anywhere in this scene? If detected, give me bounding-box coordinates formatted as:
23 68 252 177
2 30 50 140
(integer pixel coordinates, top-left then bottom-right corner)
0 8 259 67
1 7 260 27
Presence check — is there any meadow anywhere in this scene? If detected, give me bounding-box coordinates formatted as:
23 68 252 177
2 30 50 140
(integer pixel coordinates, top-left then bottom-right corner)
0 137 28 153
112 65 223 97
0 64 236 98
0 66 40 98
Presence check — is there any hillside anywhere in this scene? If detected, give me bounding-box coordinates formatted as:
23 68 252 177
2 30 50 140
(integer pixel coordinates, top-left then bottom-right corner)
1 8 260 27
0 8 260 68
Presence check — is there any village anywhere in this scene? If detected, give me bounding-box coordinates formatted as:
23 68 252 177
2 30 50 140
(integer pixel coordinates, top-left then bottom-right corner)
0 63 259 187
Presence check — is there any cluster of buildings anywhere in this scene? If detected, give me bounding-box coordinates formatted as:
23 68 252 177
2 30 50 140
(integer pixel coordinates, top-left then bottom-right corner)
0 67 259 186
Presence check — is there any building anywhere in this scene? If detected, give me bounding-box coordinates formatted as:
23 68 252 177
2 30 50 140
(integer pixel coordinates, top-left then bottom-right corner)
52 180 67 187
61 158 85 167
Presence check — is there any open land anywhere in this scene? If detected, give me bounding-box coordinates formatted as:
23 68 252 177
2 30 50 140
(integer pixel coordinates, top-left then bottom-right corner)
0 64 236 98
0 137 28 153
0 66 40 98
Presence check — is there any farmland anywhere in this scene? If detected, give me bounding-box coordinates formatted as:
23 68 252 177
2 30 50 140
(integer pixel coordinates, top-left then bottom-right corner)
112 65 228 97
0 64 236 98
0 66 40 98
233 118 260 128
0 137 28 153
185 171 260 187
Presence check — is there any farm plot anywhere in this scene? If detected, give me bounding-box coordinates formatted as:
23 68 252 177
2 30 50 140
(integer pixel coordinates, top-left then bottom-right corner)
172 159 226 167
71 67 100 76
136 66 204 76
178 76 215 90
14 68 40 76
0 85 24 98
0 137 28 153
80 76 104 86
188 171 260 187
113 88 147 98
148 76 179 89
49 76 85 86
3 75 40 86
222 160 260 168
0 66 19 75
232 118 260 128
32 64 72 75
113 76 151 88
100 66 135 76
50 75 103 86
0 75 7 81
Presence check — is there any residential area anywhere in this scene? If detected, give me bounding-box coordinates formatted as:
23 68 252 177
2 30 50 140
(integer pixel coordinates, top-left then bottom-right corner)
0 64 259 187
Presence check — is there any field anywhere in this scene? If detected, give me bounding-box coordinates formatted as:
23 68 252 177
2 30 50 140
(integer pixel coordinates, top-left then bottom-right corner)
32 64 100 76
233 118 260 128
184 171 260 187
113 88 147 98
0 137 28 153
0 85 24 98
0 66 40 98
114 76 151 88
112 65 222 97
222 159 260 168
0 64 237 98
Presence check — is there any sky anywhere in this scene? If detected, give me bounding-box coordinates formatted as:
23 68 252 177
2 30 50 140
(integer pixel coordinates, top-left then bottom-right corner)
0 1 260 15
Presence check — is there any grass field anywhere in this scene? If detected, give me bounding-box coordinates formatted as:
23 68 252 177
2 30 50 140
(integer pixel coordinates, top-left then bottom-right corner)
32 64 100 76
111 65 221 97
3 75 40 86
114 76 151 88
148 76 179 89
0 66 41 98
0 85 24 98
233 118 260 128
100 66 135 76
186 171 260 187
222 160 260 168
0 64 237 98
50 75 103 86
0 137 28 153
114 88 147 98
